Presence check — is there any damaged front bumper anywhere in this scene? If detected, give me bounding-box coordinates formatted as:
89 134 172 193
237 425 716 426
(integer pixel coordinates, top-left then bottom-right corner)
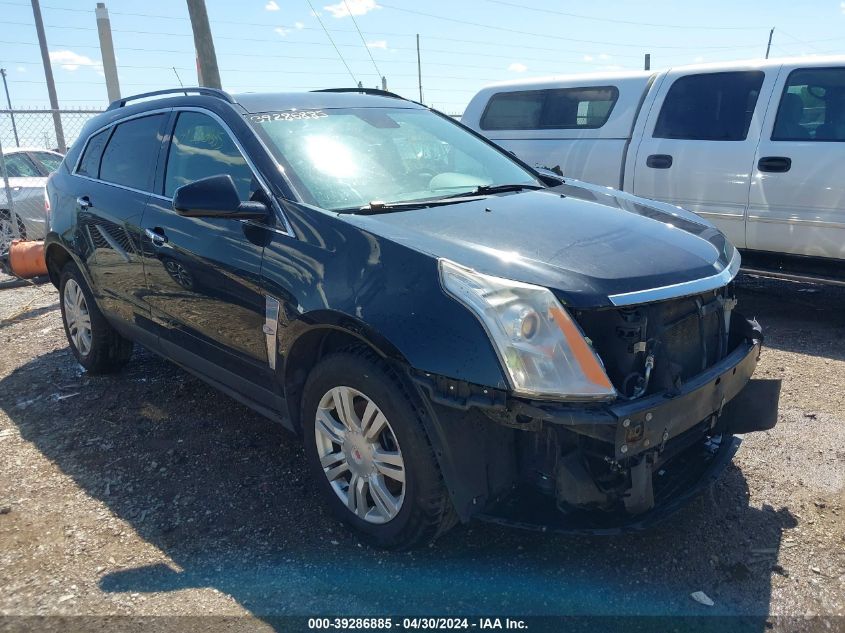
416 316 780 534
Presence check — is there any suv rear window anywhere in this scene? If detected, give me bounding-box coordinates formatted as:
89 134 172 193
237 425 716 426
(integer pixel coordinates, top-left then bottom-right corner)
480 86 619 131
99 114 166 191
654 71 764 141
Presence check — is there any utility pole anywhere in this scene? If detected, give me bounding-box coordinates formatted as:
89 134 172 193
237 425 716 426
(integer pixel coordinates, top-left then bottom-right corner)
31 0 66 152
96 3 121 102
186 0 221 89
0 69 20 147
765 27 775 59
381 76 387 91
644 53 651 71
416 34 423 103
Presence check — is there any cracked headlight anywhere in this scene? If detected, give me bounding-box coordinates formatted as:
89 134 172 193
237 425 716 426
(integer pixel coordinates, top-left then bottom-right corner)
440 259 616 401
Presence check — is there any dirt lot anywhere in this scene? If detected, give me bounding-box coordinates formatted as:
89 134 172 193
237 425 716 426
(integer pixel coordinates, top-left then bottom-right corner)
0 272 843 629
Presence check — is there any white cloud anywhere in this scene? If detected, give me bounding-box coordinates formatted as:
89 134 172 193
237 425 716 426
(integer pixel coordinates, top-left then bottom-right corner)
295 21 305 29
598 53 611 61
366 40 387 49
16 65 26 73
324 0 379 18
49 49 101 72
693 55 705 63
841 1 845 13
274 26 288 36
265 0 279 10
583 54 594 62
508 62 527 72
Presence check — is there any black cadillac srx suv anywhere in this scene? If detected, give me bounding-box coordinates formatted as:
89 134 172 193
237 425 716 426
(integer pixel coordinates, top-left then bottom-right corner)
45 87 779 548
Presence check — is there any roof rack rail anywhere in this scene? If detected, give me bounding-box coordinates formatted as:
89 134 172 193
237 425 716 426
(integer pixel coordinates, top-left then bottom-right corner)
311 87 410 101
107 87 236 111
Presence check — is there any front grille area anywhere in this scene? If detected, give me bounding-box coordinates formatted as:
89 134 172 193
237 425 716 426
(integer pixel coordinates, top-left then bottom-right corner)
574 287 733 398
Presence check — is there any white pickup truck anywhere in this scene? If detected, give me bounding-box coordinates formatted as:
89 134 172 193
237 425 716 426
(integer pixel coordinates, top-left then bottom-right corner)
463 57 845 285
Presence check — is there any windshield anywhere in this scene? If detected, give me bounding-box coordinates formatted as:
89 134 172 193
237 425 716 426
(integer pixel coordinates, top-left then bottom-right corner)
247 107 540 211
31 151 63 174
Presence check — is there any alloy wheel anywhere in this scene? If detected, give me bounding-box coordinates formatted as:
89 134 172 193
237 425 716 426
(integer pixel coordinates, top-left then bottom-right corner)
314 386 406 524
63 279 93 357
0 217 14 256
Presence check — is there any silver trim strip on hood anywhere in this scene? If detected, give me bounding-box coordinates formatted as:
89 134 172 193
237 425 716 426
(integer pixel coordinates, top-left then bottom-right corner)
608 249 741 307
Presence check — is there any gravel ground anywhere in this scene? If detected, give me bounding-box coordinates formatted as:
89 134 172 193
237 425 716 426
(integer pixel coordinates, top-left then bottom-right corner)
0 272 843 629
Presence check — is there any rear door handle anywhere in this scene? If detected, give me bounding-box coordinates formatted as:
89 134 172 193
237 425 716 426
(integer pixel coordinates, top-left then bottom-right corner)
144 227 168 247
76 196 91 210
646 154 673 169
757 156 791 173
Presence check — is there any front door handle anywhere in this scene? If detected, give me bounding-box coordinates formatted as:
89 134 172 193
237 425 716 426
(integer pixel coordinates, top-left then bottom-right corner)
646 154 673 169
144 227 168 247
758 156 791 173
76 196 91 210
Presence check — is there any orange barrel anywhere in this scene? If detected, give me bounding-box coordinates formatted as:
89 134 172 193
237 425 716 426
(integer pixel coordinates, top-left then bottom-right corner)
9 240 48 279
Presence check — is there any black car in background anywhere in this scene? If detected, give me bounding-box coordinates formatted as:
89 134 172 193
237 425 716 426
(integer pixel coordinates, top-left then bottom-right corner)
44 88 778 548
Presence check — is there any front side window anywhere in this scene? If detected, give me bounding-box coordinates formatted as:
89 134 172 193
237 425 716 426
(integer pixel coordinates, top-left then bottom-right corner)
480 86 619 130
249 107 539 211
164 111 257 199
772 67 845 141
3 153 41 178
99 114 166 191
654 71 765 141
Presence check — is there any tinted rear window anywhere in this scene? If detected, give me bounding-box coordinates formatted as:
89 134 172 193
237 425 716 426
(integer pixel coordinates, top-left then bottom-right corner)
77 129 111 178
654 71 764 141
480 86 618 131
99 114 166 191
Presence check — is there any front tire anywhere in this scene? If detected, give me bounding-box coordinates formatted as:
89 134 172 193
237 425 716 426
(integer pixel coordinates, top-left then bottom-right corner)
302 348 456 549
59 262 133 374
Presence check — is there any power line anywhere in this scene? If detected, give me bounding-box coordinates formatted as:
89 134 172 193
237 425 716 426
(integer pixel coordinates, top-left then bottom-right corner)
376 3 769 51
343 0 382 78
485 0 763 31
304 0 357 84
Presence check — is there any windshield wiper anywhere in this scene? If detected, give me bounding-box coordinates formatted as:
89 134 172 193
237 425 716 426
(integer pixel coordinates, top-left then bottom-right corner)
438 183 545 200
347 197 470 215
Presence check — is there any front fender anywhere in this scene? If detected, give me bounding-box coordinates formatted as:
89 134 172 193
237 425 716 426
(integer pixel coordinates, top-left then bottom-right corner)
261 205 509 391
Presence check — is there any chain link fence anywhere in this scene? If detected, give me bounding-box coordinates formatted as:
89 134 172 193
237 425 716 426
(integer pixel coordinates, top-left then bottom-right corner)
1 108 104 257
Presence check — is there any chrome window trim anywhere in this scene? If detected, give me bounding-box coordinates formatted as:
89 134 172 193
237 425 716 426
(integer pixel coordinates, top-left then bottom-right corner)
608 249 741 307
71 105 296 239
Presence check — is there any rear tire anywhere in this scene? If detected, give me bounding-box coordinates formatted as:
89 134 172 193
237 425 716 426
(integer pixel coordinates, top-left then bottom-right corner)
59 261 133 374
302 347 457 549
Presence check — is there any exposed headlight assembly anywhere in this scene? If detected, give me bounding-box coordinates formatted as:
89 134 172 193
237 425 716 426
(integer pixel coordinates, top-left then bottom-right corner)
439 259 616 401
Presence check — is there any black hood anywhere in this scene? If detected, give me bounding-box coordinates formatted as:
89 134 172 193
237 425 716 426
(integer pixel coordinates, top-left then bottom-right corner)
342 181 737 308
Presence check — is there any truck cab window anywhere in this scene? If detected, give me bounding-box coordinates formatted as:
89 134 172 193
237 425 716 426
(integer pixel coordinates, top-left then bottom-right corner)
773 67 845 141
654 71 764 141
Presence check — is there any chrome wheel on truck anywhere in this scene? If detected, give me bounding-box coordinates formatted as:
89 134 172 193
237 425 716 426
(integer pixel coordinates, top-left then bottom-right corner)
314 386 406 524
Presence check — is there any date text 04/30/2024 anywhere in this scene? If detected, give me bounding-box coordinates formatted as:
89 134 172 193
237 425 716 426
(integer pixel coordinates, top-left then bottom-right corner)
307 618 528 630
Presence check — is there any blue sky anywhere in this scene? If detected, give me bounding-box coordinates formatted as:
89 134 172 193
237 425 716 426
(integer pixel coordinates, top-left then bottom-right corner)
1 0 844 113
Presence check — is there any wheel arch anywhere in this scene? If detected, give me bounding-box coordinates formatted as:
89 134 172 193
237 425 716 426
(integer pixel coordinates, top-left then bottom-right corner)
279 313 412 435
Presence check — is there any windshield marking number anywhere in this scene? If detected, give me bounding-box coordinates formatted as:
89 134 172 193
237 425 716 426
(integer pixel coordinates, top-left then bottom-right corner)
249 111 328 123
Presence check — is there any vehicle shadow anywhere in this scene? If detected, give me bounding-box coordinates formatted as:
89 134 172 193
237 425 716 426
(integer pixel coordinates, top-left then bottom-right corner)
0 346 793 628
734 274 845 362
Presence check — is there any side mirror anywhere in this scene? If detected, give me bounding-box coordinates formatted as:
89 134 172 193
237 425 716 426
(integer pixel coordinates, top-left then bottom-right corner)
172 174 267 219
534 165 565 187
